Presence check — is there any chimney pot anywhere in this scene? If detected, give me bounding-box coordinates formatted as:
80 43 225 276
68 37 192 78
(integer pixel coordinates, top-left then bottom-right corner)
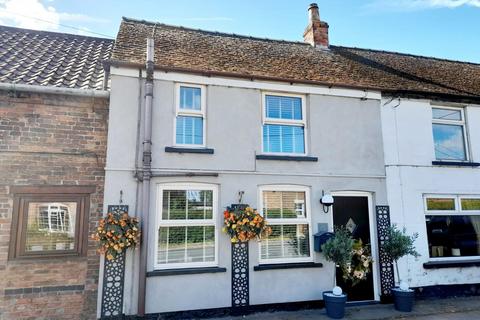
303 3 329 48
308 3 320 22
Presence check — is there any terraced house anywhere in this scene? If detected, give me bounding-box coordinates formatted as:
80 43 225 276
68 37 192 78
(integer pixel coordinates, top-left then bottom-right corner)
1 3 480 320
101 3 480 318
0 26 113 319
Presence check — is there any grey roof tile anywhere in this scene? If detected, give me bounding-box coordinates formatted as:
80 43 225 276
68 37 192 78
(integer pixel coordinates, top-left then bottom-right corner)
0 25 113 90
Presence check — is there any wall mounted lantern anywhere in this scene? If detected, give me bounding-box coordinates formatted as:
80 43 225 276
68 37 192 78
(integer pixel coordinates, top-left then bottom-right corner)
320 191 334 213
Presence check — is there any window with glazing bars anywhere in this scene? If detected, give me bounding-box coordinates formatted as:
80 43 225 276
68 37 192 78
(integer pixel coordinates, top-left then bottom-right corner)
262 94 306 154
156 184 217 269
259 186 312 263
175 85 205 146
432 107 468 161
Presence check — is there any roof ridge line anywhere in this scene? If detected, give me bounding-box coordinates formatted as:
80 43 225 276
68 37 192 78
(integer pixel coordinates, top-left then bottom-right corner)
332 45 480 66
121 16 309 45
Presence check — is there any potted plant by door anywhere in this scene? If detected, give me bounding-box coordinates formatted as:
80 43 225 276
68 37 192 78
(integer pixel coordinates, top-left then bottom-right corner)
320 228 373 319
383 225 420 312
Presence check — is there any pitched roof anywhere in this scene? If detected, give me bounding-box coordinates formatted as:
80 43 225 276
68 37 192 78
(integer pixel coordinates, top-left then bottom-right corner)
0 25 113 90
111 17 480 100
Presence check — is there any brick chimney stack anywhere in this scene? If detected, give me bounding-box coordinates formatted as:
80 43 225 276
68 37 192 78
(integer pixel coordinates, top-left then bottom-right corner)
303 3 329 48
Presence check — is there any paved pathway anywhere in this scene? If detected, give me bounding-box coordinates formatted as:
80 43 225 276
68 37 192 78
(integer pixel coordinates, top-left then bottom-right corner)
211 296 480 320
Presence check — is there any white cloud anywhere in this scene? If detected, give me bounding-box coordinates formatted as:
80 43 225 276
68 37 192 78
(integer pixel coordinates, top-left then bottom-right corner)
366 0 480 12
0 0 108 31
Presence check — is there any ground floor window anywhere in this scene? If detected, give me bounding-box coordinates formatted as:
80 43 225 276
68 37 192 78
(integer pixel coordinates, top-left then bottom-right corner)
424 195 480 258
259 185 312 263
9 186 94 259
155 183 218 269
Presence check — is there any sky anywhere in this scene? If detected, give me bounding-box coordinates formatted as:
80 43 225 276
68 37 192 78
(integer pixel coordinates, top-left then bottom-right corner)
0 0 479 63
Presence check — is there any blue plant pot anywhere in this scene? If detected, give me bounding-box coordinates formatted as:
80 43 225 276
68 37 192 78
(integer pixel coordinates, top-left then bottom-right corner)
392 288 415 312
323 291 347 319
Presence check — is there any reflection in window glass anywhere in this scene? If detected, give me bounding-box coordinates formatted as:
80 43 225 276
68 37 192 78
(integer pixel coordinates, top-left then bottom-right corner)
426 215 480 257
179 86 201 110
432 124 466 161
157 226 215 264
461 199 480 211
25 202 77 251
162 190 213 220
432 108 462 121
260 224 310 260
263 191 306 219
426 198 456 211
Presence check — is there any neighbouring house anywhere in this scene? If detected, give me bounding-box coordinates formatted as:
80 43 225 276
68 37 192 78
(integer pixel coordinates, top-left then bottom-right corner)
0 26 113 319
100 3 480 318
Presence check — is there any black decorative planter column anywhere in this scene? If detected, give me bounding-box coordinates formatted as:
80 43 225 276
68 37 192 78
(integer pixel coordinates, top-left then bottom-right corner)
101 205 128 318
229 204 250 312
376 205 395 303
232 242 249 308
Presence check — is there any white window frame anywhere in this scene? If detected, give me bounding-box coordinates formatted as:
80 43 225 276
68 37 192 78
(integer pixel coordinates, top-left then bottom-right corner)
424 194 480 261
154 183 218 270
174 83 207 148
431 106 469 162
258 185 313 264
261 92 307 156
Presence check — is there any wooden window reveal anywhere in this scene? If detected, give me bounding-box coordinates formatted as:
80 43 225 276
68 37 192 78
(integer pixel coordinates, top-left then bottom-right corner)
9 186 95 260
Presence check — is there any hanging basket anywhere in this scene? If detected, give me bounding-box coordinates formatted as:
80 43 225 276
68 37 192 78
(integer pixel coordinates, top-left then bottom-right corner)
92 211 140 260
222 204 271 243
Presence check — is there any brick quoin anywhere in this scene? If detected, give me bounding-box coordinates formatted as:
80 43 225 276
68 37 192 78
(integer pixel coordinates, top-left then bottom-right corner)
0 90 108 320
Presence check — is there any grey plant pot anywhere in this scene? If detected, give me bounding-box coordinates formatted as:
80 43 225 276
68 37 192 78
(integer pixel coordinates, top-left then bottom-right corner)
392 288 415 312
323 291 347 319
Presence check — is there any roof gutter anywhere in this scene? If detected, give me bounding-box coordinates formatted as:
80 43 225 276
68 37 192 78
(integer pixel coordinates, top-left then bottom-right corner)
0 82 110 98
107 59 382 92
382 90 480 104
107 60 480 104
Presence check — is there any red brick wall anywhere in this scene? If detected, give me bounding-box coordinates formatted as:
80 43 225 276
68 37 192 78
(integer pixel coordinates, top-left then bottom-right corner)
0 90 108 320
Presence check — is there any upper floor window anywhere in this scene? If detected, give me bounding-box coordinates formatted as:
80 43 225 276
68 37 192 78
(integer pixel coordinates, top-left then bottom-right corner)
259 185 312 263
424 195 480 259
155 183 217 269
175 84 206 147
432 107 468 161
262 94 306 154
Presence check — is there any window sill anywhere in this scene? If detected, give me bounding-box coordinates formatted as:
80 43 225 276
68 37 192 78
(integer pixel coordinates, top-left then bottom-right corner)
165 147 214 154
255 155 318 162
423 259 480 269
253 262 322 271
432 161 480 167
146 266 227 277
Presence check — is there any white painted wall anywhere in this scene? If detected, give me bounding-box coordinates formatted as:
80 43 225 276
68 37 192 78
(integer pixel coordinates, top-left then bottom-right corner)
381 97 480 288
102 69 388 315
